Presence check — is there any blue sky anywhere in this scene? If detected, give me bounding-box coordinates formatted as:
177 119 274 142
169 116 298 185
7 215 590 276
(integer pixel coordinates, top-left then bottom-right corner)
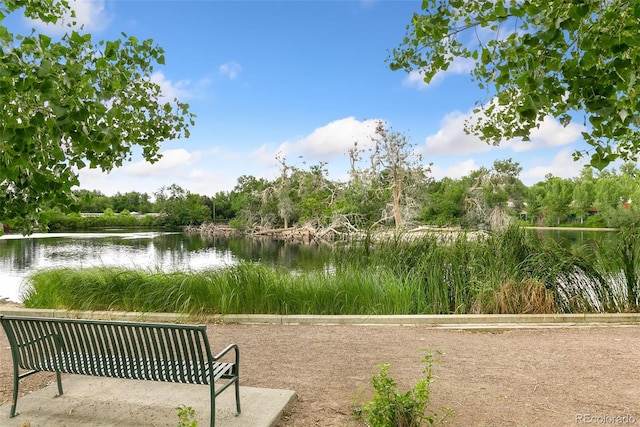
14 0 592 197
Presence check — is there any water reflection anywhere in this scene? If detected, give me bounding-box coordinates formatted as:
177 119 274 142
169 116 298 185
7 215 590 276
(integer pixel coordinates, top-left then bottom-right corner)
0 231 333 302
0 232 232 301
527 228 618 248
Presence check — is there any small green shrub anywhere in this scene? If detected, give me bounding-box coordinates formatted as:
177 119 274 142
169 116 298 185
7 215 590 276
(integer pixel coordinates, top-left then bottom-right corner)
176 404 197 427
355 351 450 427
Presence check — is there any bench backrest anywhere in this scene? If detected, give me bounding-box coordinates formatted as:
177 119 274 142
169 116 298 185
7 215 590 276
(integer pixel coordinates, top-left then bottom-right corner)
0 316 215 384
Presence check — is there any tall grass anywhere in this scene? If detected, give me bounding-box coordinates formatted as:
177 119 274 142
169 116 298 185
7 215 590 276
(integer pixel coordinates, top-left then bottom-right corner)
22 226 638 314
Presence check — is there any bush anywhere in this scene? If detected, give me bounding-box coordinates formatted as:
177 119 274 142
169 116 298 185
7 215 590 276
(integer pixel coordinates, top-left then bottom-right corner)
355 351 450 427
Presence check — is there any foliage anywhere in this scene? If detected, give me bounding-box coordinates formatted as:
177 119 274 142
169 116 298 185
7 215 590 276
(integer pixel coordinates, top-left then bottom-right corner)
338 122 430 230
542 175 574 225
606 226 640 309
74 189 112 213
111 191 153 214
175 405 197 427
390 0 640 169
421 177 467 226
225 175 271 230
0 0 194 233
464 159 525 229
571 168 596 224
154 184 211 227
40 208 145 230
355 351 449 427
10 152 640 232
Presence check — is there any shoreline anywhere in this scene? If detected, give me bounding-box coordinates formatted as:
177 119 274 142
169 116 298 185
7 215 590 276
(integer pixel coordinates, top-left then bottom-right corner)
523 226 617 231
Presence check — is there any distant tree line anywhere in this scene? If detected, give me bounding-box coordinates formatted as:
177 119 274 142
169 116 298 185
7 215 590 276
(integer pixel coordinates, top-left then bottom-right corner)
39 183 214 231
34 122 640 233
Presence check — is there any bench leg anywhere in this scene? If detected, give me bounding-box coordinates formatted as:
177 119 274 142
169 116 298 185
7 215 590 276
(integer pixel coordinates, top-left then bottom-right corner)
210 381 216 427
235 378 241 414
9 370 19 418
55 371 63 396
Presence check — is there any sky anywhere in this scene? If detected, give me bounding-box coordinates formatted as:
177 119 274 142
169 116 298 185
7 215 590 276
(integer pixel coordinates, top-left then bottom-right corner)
10 0 595 198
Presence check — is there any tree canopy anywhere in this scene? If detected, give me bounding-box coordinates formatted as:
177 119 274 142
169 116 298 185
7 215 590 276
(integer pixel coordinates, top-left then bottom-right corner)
0 0 194 232
390 0 640 170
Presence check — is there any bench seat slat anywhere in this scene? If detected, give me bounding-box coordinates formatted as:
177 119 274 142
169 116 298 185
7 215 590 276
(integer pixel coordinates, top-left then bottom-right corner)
22 352 234 384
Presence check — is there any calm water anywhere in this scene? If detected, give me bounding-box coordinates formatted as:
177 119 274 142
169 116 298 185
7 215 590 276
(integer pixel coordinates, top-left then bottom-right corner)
0 231 331 302
526 227 619 247
0 229 618 302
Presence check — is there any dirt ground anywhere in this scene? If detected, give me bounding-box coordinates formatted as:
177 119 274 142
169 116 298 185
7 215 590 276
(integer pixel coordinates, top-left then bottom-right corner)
1 321 640 427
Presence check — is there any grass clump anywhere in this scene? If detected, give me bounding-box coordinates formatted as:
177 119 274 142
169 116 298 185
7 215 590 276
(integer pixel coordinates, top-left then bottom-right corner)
472 278 556 314
22 263 426 315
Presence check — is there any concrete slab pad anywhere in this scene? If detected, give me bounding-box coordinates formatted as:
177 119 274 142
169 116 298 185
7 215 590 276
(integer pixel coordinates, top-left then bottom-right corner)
0 376 296 427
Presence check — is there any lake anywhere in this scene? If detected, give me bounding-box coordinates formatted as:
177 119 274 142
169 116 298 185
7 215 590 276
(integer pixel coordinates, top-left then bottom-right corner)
0 231 332 302
0 228 618 303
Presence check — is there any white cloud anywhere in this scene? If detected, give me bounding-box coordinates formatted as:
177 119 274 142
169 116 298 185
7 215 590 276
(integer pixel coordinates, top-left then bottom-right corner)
149 71 191 102
277 117 380 161
77 148 238 197
125 149 202 177
521 148 587 183
250 117 381 169
249 144 280 169
403 57 475 89
246 117 383 181
505 116 584 152
430 159 479 180
420 111 491 156
27 0 111 34
219 61 242 80
421 107 583 157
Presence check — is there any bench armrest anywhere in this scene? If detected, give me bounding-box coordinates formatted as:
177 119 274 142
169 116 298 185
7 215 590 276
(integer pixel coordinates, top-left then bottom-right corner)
211 343 239 365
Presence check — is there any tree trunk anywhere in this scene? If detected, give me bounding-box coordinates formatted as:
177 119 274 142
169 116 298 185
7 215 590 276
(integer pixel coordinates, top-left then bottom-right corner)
392 168 402 229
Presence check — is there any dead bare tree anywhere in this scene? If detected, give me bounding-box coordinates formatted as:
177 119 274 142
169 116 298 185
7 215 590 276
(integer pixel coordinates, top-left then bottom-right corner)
369 121 423 230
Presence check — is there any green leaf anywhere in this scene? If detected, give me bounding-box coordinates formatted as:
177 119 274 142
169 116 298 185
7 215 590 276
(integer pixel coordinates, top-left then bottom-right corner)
619 109 629 122
104 40 120 59
38 34 51 49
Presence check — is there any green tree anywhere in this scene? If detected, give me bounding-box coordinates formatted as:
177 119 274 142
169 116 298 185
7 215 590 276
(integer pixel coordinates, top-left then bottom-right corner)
390 0 640 169
524 182 547 225
571 167 596 224
111 192 152 214
593 165 640 228
422 177 467 226
542 175 574 225
228 175 270 230
73 189 111 213
154 184 210 227
210 191 235 222
464 159 525 229
294 163 336 225
336 140 391 229
0 1 194 233
273 154 297 229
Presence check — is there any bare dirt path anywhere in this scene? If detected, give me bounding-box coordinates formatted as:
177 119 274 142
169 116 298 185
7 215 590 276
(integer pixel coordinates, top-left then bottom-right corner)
2 322 639 427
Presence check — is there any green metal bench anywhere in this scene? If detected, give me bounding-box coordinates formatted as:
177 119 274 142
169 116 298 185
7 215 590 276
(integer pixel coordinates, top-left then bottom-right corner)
0 315 240 427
